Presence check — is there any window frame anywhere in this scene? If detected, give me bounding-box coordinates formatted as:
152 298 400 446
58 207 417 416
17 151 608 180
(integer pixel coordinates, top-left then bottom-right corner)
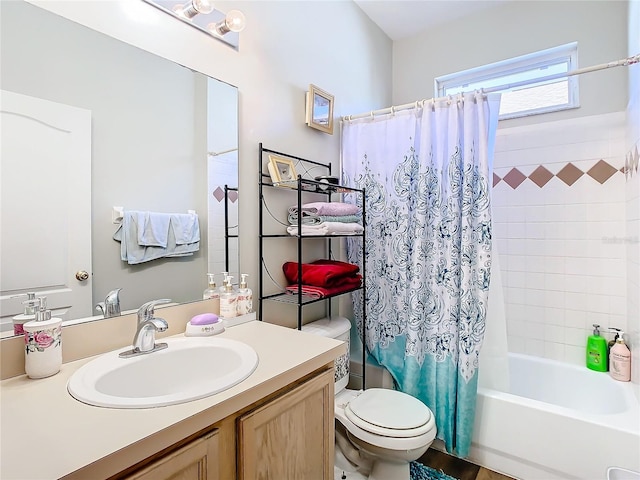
434 42 579 120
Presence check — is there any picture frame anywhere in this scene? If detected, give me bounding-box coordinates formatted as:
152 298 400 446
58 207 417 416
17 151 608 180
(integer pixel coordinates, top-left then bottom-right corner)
305 84 334 135
268 154 298 187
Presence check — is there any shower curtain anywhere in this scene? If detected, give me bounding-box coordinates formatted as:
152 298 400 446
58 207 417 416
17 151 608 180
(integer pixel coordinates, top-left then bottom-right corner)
342 92 500 457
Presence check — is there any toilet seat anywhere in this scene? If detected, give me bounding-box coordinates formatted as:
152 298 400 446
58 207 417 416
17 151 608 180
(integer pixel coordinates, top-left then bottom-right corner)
345 388 433 438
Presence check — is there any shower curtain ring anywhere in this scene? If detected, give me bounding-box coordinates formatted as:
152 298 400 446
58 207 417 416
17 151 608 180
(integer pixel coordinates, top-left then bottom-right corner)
391 106 396 116
370 111 374 120
447 95 452 105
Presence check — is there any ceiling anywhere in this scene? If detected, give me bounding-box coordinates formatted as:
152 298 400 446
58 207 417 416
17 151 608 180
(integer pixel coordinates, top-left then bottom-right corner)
353 0 511 40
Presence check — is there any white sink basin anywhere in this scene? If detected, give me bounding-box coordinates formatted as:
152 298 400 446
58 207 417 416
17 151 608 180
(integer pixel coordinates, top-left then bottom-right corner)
67 336 258 408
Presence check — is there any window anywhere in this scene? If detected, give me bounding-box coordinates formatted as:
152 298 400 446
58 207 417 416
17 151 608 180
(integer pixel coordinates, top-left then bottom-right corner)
435 42 579 120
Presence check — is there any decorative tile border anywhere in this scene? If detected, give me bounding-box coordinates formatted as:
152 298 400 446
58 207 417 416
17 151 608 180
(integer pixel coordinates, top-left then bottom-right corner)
625 144 640 181
212 186 238 203
493 158 631 189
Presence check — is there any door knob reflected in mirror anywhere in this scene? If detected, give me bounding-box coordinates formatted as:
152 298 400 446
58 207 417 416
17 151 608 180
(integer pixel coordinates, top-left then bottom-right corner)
76 271 89 282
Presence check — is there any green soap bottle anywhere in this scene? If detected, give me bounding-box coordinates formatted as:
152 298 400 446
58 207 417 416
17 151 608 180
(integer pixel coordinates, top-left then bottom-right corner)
586 324 608 372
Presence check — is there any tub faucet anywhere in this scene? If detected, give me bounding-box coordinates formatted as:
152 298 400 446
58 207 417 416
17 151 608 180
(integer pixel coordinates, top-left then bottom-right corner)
119 298 171 358
95 288 122 318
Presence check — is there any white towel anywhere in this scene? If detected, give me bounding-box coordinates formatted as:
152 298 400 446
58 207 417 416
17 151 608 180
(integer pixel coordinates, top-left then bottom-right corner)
113 212 199 265
137 211 171 247
286 222 364 236
170 213 200 245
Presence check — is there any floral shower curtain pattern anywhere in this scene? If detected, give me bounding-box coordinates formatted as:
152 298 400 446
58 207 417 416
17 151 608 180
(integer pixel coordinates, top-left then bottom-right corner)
342 92 500 456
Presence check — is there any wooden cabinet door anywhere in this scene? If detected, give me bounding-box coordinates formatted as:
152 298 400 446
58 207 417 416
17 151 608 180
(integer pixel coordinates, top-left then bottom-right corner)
238 369 334 480
126 430 219 480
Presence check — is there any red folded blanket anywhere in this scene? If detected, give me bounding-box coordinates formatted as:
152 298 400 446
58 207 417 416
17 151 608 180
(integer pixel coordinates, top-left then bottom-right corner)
283 259 360 287
285 280 362 299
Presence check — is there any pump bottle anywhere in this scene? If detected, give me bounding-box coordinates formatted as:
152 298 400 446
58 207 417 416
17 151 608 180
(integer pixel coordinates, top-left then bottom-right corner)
23 297 62 379
237 274 253 315
11 292 38 335
586 324 607 372
203 273 220 315
220 276 238 318
609 331 631 382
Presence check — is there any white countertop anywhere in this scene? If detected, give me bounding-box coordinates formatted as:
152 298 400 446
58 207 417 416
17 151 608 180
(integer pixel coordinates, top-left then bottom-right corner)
0 321 344 480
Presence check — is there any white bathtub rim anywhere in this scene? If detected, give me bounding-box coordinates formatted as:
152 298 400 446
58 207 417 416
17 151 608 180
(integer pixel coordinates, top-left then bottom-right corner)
477 385 640 436
479 353 640 435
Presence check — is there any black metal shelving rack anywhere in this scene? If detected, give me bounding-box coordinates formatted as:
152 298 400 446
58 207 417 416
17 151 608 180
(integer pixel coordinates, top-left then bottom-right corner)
258 142 367 389
224 184 238 273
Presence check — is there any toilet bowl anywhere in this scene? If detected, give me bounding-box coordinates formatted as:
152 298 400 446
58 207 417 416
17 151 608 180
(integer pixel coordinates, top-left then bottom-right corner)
302 317 437 480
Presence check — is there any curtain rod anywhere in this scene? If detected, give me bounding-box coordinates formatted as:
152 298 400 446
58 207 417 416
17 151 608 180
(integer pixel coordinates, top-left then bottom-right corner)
342 53 640 123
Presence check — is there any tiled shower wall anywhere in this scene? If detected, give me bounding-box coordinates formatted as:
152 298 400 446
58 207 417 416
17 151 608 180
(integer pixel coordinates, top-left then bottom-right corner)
492 111 628 366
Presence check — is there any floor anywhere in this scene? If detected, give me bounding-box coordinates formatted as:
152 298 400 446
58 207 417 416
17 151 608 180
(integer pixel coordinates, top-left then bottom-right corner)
333 447 515 480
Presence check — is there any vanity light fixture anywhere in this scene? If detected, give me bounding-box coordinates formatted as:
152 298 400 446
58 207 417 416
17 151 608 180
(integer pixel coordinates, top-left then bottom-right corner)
141 0 245 50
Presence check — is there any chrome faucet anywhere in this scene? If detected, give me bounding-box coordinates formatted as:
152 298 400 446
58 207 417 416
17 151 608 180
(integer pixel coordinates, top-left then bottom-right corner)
119 298 171 358
95 288 122 318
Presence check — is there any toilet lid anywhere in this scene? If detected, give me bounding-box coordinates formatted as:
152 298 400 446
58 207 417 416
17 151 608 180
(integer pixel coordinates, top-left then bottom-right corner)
345 388 433 438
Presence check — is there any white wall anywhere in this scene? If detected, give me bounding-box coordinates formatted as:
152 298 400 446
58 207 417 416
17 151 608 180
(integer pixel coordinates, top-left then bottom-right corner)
392 0 628 128
26 0 392 322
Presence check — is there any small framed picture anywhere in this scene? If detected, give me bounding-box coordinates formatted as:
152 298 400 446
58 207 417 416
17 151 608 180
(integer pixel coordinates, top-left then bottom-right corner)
268 155 298 187
305 84 334 135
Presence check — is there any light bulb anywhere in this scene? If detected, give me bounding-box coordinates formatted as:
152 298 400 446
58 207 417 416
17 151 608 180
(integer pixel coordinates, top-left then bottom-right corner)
225 10 246 33
211 9 246 35
192 0 214 14
180 0 214 19
172 4 186 17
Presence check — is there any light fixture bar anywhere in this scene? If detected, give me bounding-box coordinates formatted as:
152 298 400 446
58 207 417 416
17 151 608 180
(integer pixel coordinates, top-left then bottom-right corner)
141 0 244 50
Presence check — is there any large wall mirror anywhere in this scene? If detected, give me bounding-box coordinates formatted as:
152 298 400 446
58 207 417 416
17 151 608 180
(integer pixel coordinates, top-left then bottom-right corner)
0 1 239 337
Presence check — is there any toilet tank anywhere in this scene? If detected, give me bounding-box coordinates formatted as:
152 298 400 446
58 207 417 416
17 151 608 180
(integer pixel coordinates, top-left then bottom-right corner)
302 317 351 393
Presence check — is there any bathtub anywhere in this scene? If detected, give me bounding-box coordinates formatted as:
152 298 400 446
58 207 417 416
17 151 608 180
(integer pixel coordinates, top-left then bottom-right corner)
470 353 640 480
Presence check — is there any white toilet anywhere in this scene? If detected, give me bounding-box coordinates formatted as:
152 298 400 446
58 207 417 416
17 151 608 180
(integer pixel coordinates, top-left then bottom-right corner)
302 317 437 480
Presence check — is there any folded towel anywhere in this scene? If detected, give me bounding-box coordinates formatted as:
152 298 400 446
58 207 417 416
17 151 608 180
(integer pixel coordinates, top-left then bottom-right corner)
170 213 200 245
287 212 362 226
283 260 360 287
137 211 172 247
288 201 360 217
113 212 200 265
285 281 362 299
286 222 364 236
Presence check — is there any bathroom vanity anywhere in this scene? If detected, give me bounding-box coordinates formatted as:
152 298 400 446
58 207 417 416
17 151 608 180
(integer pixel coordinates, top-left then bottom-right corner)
0 320 343 479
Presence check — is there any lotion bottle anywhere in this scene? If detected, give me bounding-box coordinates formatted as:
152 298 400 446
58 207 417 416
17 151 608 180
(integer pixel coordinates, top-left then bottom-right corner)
609 331 631 382
237 274 253 315
219 276 237 318
23 297 62 379
203 273 220 315
11 292 38 335
586 324 607 372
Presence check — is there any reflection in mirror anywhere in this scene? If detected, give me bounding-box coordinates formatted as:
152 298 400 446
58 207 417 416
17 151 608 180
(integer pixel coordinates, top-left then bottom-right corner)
0 1 238 337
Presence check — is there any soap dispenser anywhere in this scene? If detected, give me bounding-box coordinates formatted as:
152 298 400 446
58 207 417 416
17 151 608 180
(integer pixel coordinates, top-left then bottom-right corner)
219 276 238 318
203 273 220 315
609 330 631 382
237 274 253 315
10 292 38 335
23 297 62 379
586 324 607 372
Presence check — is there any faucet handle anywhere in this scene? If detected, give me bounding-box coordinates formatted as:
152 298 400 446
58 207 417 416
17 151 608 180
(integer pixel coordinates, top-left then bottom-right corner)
137 298 172 320
105 288 122 303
